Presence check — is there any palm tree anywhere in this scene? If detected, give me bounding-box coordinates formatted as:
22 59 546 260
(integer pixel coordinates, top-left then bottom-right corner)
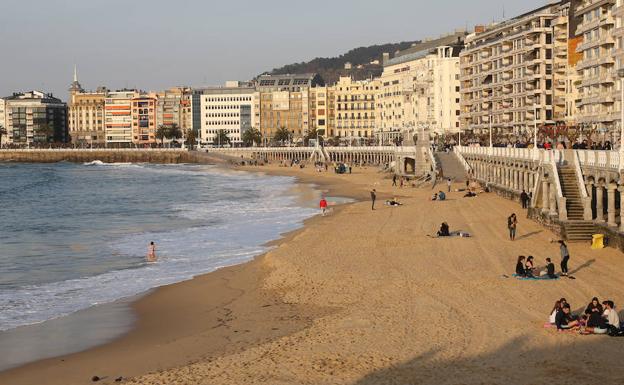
273 127 292 146
168 123 182 144
156 125 168 147
0 124 6 148
214 129 230 147
184 128 197 150
304 128 322 146
241 128 262 147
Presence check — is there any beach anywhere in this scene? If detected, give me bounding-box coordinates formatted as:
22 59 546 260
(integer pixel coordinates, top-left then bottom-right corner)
2 164 624 385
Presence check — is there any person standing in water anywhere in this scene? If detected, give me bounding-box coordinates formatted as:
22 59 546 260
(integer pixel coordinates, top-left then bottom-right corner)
319 197 328 216
147 241 157 262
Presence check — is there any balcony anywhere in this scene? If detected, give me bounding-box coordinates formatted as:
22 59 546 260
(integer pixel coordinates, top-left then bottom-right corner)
554 97 565 106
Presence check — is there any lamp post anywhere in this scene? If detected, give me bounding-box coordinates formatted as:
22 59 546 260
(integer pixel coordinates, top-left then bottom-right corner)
619 68 624 171
533 103 538 160
489 113 493 148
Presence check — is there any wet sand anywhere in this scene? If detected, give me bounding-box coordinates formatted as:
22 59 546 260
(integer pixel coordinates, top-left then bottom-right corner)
3 164 624 385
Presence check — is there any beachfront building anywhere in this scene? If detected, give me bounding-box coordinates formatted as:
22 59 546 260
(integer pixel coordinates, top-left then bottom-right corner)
155 87 192 132
0 90 68 145
332 76 380 141
192 83 259 145
0 98 6 146
68 69 108 146
104 90 135 146
309 86 330 141
131 93 158 145
256 73 324 144
378 33 465 143
460 2 577 139
575 0 619 140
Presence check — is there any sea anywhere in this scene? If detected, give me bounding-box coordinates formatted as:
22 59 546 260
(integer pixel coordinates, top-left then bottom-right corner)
0 161 319 335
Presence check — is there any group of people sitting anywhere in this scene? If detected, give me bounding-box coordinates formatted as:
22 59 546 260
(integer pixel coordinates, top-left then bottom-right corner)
515 255 557 279
431 191 446 201
385 197 403 207
549 297 622 335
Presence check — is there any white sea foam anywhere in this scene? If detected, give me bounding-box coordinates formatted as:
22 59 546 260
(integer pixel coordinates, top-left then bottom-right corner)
0 165 317 331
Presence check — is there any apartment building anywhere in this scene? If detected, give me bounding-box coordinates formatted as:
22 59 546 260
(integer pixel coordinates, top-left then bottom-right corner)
131 93 157 145
378 33 465 142
68 70 108 145
192 85 258 145
156 87 192 132
575 0 618 135
333 76 380 139
104 90 134 146
1 90 68 145
0 98 6 146
310 86 329 138
460 2 574 137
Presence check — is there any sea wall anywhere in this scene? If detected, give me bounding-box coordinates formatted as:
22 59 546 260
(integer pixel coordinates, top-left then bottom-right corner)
0 150 232 165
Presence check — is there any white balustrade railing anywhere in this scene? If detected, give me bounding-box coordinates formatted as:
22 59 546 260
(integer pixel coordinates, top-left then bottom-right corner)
575 150 620 170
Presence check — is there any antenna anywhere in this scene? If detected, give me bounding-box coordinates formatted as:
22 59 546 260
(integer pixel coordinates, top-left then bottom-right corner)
502 4 505 20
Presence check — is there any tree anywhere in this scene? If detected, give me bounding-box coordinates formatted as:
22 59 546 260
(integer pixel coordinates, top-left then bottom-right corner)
304 128 322 146
156 125 168 147
214 129 231 146
0 124 6 148
241 128 262 147
168 123 182 143
184 129 197 150
273 127 292 145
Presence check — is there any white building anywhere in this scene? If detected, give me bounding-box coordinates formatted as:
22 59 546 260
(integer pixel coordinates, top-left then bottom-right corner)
192 85 259 145
104 90 134 145
378 33 465 141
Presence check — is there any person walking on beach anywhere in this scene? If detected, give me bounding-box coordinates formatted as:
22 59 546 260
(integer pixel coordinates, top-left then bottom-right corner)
558 240 570 276
400 176 404 188
147 241 157 262
371 189 377 210
319 197 328 217
447 178 452 192
507 213 518 241
392 174 397 187
520 189 529 209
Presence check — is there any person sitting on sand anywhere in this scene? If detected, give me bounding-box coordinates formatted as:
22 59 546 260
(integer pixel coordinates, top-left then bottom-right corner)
583 310 609 334
431 193 438 201
543 258 557 279
549 300 562 325
584 297 603 316
556 304 580 331
463 191 477 198
437 222 450 237
524 256 535 277
603 301 620 330
438 191 446 201
515 256 526 277
147 241 157 262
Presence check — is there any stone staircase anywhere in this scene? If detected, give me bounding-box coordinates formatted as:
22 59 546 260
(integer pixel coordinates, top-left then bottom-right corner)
436 152 468 182
558 165 594 241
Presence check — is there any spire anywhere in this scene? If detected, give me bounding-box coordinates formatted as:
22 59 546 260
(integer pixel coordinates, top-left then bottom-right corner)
69 64 83 93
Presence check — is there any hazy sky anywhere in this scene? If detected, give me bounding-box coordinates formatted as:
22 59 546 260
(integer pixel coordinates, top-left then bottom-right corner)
0 0 546 101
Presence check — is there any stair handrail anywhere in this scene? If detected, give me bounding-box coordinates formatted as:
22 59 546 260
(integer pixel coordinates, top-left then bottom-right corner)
573 150 588 199
453 146 472 173
550 156 564 199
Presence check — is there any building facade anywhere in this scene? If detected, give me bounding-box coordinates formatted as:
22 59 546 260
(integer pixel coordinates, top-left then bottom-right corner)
332 76 380 139
131 93 157 145
192 85 259 145
460 2 574 138
68 67 107 146
156 87 192 133
379 33 465 142
1 91 68 145
104 90 135 146
575 0 618 137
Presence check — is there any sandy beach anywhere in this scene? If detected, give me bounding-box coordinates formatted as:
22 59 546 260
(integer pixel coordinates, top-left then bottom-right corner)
2 164 624 385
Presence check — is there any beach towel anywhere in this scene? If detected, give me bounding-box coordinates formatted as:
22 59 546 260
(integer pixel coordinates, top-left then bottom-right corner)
512 274 559 281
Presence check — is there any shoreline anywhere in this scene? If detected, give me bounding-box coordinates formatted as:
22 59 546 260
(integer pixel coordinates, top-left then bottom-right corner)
0 163 362 385
4 162 624 384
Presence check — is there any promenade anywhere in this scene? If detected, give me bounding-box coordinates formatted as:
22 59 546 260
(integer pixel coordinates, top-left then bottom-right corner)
3 164 623 385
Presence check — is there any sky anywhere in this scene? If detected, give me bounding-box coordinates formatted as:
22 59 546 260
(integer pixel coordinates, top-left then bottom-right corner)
0 0 546 101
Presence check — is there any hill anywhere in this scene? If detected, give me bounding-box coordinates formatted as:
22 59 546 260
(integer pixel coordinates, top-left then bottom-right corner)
264 41 419 85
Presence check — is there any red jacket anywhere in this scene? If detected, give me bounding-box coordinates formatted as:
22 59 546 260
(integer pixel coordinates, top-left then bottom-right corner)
320 199 328 208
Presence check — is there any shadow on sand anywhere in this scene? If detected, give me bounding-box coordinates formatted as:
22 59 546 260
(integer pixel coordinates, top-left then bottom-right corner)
351 334 624 385
516 230 543 240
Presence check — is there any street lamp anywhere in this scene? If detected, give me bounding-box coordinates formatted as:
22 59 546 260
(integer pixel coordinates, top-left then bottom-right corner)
533 103 538 159
489 113 493 148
